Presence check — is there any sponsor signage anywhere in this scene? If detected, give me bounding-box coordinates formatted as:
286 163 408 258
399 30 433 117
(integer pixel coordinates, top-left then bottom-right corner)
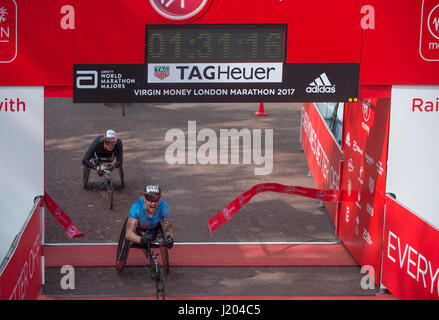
0 1 363 86
420 0 439 61
147 63 283 83
338 86 391 284
149 0 212 22
74 63 359 103
382 196 439 300
306 73 336 94
74 24 359 103
0 0 17 63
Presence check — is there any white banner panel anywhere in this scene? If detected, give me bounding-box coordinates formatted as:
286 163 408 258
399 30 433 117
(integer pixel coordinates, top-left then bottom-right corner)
0 87 44 264
387 85 439 229
147 63 283 83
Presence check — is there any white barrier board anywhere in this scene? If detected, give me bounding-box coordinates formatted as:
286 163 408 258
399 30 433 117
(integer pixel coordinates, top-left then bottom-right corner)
0 87 44 264
387 85 439 229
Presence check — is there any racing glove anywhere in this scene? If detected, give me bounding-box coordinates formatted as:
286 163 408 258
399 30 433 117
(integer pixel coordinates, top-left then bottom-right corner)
164 236 174 249
140 232 153 247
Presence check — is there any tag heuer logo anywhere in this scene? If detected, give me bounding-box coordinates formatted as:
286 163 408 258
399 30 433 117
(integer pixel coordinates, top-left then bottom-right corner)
154 66 169 80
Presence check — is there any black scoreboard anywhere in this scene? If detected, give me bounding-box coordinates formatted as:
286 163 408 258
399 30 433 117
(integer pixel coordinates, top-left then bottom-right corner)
145 24 286 63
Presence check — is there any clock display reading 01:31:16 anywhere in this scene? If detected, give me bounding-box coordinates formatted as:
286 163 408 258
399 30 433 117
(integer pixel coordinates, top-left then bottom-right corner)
145 25 286 63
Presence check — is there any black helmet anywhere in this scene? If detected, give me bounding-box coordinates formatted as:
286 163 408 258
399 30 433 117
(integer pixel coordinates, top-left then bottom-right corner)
144 184 161 202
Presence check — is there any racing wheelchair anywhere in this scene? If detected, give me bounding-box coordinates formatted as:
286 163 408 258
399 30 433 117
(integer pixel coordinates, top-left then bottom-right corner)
82 155 124 209
115 217 170 300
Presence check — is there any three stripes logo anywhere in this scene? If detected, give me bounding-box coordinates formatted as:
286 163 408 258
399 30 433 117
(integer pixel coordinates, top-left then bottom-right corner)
306 73 336 94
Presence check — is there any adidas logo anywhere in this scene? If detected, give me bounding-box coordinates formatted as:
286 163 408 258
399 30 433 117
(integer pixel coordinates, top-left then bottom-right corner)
306 73 336 94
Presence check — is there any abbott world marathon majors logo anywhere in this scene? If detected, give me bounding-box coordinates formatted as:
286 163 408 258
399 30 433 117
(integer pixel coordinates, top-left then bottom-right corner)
306 73 336 94
76 70 136 89
0 0 17 63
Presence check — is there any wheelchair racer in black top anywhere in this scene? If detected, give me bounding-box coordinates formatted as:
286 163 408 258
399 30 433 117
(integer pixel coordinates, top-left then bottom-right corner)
82 129 123 174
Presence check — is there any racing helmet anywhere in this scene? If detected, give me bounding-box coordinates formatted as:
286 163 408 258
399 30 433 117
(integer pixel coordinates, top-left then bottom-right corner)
104 129 117 146
144 184 161 202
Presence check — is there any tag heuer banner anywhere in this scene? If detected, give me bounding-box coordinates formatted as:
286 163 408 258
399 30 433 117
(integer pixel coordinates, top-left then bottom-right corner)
73 63 359 103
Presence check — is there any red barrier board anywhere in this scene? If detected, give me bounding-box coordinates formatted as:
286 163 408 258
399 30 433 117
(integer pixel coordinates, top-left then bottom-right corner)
382 196 439 300
0 199 43 300
337 86 391 283
301 103 342 223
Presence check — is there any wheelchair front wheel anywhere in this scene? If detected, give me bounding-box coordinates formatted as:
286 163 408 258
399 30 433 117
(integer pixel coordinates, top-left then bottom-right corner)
155 265 165 300
119 167 125 189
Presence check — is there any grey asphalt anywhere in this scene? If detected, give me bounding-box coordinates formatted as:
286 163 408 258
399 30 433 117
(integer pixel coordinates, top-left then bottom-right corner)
42 266 379 298
42 98 374 299
44 99 337 244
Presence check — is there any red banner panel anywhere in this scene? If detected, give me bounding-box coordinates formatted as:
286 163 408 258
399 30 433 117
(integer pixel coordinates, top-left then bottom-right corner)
0 0 73 85
360 0 439 84
337 86 391 283
419 0 439 62
0 0 17 63
301 103 342 223
0 0 362 86
382 196 439 300
0 199 43 300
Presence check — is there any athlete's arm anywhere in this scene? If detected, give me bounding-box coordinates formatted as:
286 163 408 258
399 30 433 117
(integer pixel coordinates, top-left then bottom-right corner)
82 137 101 169
161 217 174 240
125 217 141 244
113 140 123 168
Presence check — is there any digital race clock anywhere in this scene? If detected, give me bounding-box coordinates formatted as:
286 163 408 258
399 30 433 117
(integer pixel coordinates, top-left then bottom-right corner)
146 24 286 64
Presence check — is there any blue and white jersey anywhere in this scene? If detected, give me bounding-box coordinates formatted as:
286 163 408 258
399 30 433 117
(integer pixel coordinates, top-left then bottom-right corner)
129 198 170 230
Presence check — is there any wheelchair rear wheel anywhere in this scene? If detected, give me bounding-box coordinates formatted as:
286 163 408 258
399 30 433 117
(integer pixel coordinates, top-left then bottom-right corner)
156 267 165 300
119 167 125 189
82 166 90 189
115 217 130 273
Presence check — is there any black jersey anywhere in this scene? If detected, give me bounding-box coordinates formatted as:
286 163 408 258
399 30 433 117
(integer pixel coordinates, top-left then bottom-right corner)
82 135 123 169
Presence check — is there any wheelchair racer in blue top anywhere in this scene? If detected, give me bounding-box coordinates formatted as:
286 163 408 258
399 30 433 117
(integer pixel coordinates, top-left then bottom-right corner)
125 184 174 249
